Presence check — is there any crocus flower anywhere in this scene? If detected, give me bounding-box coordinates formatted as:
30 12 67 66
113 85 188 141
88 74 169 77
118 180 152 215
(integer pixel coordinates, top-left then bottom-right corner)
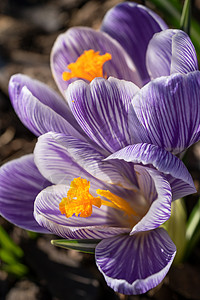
0 0 173 231
1 73 199 294
51 1 169 92
0 0 199 295
51 1 198 93
34 132 177 295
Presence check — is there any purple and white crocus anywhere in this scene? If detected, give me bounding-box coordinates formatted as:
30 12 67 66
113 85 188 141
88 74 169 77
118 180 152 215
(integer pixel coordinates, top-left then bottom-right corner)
0 1 199 295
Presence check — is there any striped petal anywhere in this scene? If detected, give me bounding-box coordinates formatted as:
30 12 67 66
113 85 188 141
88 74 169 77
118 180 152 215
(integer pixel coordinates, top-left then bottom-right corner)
34 132 138 190
106 143 196 200
66 77 139 153
95 228 176 295
0 155 50 232
34 184 130 239
51 27 142 96
146 29 198 79
9 82 84 139
130 166 172 234
128 71 200 154
9 74 74 122
101 2 168 84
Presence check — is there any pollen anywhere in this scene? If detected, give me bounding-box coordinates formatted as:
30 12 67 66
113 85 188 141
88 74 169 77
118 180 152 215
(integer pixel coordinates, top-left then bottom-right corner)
62 49 112 82
59 177 139 220
59 177 101 218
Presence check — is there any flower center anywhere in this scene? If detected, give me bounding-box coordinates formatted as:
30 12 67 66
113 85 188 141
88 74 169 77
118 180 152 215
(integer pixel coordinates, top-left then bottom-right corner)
59 177 138 219
62 49 112 82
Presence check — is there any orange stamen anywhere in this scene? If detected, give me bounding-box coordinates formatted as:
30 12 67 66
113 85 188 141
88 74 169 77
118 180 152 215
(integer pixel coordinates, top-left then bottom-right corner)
62 49 112 82
59 177 139 220
59 177 101 218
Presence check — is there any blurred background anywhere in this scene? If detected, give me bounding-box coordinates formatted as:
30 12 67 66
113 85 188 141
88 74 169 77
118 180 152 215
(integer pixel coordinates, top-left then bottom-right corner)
1 0 200 299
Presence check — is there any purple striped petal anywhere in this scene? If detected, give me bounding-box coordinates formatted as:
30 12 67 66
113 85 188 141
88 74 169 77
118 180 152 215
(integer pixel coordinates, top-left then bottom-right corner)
106 143 196 200
34 132 96 185
0 155 50 232
131 166 172 233
101 2 168 84
67 77 139 153
128 71 200 154
34 132 138 189
95 228 176 295
51 27 142 96
34 184 130 239
9 74 72 121
9 82 85 139
146 29 198 79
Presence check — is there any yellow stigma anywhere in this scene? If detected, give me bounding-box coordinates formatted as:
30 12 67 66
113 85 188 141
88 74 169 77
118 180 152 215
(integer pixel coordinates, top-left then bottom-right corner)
59 177 138 219
62 49 112 82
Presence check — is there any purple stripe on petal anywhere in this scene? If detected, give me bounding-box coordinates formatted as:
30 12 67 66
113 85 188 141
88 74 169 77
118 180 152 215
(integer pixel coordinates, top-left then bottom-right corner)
165 176 195 202
67 77 139 153
34 132 94 185
9 74 71 120
34 184 130 239
131 166 172 233
0 155 50 232
9 74 88 137
101 2 168 84
10 84 85 139
34 132 138 190
106 143 196 200
171 30 198 74
146 30 175 78
51 26 142 96
146 29 198 79
128 71 200 154
95 228 176 295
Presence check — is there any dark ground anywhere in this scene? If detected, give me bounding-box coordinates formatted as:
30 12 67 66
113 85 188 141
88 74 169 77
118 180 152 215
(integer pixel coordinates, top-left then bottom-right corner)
1 0 200 299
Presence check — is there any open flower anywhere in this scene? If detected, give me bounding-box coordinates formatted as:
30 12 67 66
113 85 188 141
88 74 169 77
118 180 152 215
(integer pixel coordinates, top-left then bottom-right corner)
0 0 200 295
0 74 198 294
51 1 198 93
52 1 167 91
33 131 177 295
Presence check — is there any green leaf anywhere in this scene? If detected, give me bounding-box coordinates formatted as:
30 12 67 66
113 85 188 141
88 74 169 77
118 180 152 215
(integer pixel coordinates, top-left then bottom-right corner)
185 197 200 259
51 239 102 254
0 248 19 265
2 263 28 277
0 226 23 258
149 0 182 27
149 0 200 60
180 0 191 35
162 198 187 264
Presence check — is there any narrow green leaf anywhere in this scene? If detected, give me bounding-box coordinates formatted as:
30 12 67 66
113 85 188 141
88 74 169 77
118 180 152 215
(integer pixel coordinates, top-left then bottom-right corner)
51 239 102 254
162 198 187 264
184 198 200 259
149 0 200 60
149 0 182 27
0 226 23 258
2 263 28 277
0 248 19 265
186 198 200 240
180 0 191 35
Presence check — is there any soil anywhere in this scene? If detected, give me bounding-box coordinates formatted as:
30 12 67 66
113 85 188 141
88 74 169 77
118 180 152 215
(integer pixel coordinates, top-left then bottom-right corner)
1 0 200 299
